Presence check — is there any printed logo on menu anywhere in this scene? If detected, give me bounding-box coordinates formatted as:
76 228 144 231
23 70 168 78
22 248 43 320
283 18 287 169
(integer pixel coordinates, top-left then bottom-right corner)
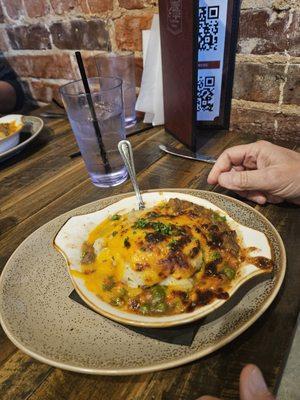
167 0 182 35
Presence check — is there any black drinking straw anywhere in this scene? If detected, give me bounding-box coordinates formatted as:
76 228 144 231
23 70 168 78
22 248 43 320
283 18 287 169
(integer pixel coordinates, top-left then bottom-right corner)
75 51 111 173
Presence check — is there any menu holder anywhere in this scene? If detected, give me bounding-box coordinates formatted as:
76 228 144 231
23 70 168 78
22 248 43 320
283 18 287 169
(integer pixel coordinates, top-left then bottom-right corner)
159 0 241 150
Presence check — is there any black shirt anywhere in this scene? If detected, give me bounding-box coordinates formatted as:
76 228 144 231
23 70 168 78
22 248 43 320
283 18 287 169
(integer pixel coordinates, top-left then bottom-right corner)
0 56 25 111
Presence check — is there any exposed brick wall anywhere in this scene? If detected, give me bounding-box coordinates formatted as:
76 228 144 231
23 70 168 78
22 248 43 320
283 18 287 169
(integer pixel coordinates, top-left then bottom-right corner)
0 0 157 106
232 0 300 142
0 0 299 141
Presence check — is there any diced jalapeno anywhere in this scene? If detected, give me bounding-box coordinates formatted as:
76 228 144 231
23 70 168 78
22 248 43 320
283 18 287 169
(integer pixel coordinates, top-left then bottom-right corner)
168 239 178 249
102 276 115 291
213 213 227 222
222 267 236 280
151 285 166 303
118 287 127 297
111 214 121 221
211 251 221 261
111 297 123 306
140 304 150 314
155 302 167 313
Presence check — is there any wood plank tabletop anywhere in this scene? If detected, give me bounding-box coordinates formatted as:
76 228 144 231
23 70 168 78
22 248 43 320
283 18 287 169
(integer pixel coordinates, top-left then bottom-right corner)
0 104 299 400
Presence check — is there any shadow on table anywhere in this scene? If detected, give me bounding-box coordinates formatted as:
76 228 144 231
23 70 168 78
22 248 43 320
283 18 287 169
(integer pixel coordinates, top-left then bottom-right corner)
0 125 52 170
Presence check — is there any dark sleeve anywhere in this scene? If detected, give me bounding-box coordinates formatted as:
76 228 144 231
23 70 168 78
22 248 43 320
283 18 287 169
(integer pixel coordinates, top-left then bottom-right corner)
0 59 25 111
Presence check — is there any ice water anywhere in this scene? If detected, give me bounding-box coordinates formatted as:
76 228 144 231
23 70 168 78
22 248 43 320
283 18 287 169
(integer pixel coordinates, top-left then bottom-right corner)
94 53 137 128
123 85 137 127
70 103 128 187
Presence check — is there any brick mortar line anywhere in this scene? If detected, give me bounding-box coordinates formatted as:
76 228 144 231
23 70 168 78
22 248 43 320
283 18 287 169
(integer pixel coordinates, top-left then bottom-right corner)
2 52 145 69
236 54 300 64
1 49 144 59
241 5 300 12
278 52 291 108
2 49 299 64
85 0 91 14
23 77 71 84
241 0 300 10
0 7 158 26
232 98 300 114
0 3 297 28
4 48 115 59
107 17 117 52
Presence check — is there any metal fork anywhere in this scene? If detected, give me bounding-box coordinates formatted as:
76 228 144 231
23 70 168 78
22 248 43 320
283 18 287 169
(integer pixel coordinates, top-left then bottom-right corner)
118 140 145 210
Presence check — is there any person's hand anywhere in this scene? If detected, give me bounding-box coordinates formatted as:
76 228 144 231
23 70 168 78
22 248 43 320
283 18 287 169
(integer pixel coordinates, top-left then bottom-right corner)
198 364 275 400
207 141 300 205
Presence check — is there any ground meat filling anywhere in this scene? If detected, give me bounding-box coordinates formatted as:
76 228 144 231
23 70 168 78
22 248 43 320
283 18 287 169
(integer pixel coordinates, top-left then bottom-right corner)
81 242 96 264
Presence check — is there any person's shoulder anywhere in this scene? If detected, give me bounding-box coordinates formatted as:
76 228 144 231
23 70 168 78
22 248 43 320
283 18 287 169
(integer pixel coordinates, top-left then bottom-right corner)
0 55 17 80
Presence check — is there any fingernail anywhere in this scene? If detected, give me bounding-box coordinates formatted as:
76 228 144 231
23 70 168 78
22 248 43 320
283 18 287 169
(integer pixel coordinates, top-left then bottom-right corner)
256 196 267 205
247 365 269 395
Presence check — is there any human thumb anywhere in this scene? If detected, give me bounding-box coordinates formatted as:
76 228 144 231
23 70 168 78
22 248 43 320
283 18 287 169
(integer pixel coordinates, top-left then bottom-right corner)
218 170 268 192
240 364 275 400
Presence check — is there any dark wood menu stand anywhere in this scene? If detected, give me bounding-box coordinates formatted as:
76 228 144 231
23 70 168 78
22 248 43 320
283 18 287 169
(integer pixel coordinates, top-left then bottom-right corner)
159 0 241 150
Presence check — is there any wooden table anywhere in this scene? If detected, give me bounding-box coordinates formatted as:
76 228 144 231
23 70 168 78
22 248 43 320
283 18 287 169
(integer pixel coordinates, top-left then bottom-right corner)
0 105 299 400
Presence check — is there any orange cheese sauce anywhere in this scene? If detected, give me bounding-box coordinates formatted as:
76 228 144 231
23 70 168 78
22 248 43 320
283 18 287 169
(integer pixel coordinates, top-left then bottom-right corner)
72 199 255 316
0 121 21 140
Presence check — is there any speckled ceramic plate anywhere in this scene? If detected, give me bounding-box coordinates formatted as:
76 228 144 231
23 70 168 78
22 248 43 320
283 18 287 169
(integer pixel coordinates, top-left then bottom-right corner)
0 190 286 375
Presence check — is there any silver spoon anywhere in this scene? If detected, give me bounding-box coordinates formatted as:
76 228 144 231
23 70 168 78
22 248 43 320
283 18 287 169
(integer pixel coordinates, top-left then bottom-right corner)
118 140 145 210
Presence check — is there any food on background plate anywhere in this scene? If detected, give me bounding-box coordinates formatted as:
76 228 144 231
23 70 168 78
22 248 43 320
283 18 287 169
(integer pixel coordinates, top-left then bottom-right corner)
0 120 22 140
73 199 274 317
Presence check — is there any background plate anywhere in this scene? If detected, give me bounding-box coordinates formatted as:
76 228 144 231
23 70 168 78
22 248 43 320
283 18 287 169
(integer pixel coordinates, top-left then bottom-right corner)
0 115 44 162
0 190 286 375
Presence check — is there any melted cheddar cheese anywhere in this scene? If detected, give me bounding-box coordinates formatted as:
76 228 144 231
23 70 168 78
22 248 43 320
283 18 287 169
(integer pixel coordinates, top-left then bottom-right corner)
73 199 265 316
0 121 21 140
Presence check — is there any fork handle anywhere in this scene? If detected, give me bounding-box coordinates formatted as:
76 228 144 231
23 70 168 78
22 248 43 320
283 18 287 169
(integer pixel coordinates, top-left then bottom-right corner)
118 140 145 210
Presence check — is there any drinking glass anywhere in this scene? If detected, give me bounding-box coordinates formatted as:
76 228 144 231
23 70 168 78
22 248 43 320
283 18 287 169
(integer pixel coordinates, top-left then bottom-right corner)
60 77 128 188
95 51 137 127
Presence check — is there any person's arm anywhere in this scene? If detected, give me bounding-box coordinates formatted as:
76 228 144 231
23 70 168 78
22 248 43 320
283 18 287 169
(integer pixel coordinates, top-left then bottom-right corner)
207 141 300 205
0 58 25 114
0 80 17 114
